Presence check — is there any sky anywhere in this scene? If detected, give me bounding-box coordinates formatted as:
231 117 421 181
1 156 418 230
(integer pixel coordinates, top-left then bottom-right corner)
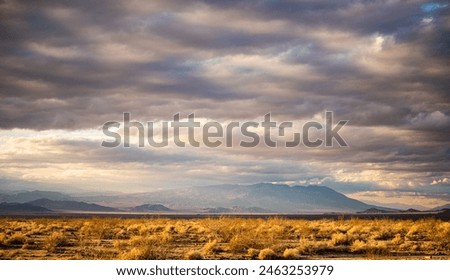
0 0 449 209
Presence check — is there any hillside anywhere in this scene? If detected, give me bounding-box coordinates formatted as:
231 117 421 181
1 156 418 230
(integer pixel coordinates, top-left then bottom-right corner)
0 202 51 212
27 198 119 212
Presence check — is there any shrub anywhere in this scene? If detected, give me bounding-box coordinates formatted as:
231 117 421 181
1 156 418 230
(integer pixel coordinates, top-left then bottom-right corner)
203 239 219 255
283 248 300 259
44 232 67 252
330 233 353 246
184 250 204 260
121 236 169 260
228 234 262 253
113 240 128 251
0 233 7 246
159 231 173 243
365 241 389 256
373 229 394 241
390 234 404 246
120 244 169 260
247 248 259 259
121 247 156 260
350 240 367 253
258 248 277 260
7 233 27 245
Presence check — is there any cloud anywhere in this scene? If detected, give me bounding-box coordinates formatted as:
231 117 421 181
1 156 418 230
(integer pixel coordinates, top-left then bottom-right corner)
1 0 449 128
431 177 450 186
347 190 449 209
0 1 449 205
408 110 450 130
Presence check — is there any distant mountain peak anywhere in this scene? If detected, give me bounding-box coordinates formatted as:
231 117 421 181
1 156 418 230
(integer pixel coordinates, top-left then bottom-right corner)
130 204 172 212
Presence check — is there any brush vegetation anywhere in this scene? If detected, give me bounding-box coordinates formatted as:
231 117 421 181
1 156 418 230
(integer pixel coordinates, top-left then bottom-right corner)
0 217 448 259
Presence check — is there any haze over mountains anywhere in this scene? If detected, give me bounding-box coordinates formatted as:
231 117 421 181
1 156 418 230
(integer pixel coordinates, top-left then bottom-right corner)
112 183 376 213
0 183 448 214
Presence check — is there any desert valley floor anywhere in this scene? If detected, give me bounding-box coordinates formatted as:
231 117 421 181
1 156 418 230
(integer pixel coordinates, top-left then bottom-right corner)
0 217 448 260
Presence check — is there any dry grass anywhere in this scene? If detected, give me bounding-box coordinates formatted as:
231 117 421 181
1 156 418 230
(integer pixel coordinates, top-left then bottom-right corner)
6 232 27 245
184 250 204 260
0 217 448 259
283 248 301 259
43 232 67 252
258 248 277 260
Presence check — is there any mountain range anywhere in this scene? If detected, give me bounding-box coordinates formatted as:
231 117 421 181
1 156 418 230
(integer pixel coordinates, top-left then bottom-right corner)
0 202 51 213
0 183 448 214
119 183 377 212
129 204 172 212
27 198 118 212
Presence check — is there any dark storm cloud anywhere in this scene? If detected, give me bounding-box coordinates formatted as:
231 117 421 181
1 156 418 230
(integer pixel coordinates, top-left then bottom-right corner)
206 0 443 39
1 0 449 128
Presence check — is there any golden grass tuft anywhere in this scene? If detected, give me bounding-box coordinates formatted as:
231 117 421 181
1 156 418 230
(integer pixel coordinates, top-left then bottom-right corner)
0 233 7 246
203 239 220 255
247 248 259 259
258 248 278 260
7 232 27 245
330 232 354 246
44 232 67 252
283 248 300 259
184 250 204 260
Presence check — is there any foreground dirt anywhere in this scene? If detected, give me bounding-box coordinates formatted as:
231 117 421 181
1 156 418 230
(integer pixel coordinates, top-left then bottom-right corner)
0 217 448 260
